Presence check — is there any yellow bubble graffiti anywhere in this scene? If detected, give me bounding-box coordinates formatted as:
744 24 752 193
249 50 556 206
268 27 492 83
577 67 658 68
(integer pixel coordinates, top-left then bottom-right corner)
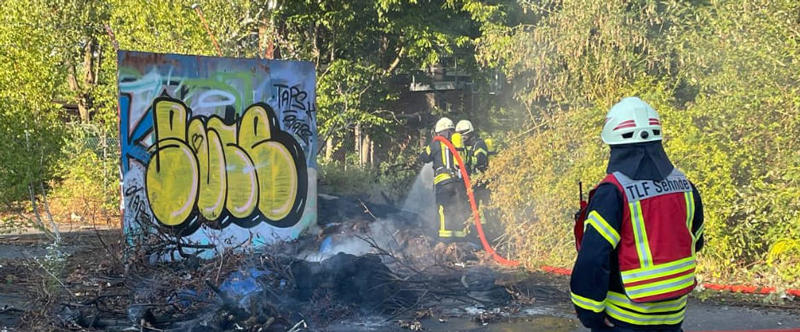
144 97 308 233
206 117 259 219
188 119 226 220
240 105 299 221
146 100 199 226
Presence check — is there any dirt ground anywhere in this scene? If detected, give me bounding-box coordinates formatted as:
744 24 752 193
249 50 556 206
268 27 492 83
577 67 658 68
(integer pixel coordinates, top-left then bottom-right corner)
0 226 123 328
1 224 799 332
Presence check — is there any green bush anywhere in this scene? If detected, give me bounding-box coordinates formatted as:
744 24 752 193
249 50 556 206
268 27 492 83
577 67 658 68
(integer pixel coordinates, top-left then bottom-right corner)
376 147 420 205
318 148 419 206
49 125 120 223
318 160 378 198
481 0 800 288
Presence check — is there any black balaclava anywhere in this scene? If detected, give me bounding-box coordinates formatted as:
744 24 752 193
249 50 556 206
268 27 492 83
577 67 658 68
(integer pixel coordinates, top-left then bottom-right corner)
437 129 453 140
461 132 475 146
606 140 674 181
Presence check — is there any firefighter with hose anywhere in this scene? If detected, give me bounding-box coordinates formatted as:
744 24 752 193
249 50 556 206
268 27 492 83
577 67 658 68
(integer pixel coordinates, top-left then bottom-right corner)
454 120 500 244
419 117 470 242
455 120 490 176
571 97 705 332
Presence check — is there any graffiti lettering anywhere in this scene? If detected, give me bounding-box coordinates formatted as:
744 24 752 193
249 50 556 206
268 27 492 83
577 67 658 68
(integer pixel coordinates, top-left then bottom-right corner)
125 185 153 227
145 96 308 234
125 185 144 197
120 93 153 173
274 84 312 111
196 90 237 108
282 112 314 146
274 84 315 146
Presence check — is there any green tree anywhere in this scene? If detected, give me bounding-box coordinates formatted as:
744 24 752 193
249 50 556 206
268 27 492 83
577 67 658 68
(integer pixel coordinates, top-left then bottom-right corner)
276 0 507 159
0 0 69 238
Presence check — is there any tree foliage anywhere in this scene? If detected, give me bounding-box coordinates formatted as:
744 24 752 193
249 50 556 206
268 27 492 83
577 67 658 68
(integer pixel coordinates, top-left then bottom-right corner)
0 0 507 217
277 0 504 144
0 0 69 237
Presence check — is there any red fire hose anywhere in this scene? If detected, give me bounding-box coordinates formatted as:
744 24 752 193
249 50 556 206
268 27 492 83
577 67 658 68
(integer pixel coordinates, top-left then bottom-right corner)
432 136 520 267
430 136 800 300
694 330 800 332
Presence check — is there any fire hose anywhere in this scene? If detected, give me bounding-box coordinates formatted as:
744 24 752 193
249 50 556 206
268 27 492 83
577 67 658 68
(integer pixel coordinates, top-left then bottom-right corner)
432 136 520 267
430 136 800 302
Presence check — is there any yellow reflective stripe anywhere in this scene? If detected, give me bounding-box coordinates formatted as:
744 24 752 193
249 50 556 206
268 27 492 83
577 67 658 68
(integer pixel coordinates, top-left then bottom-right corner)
683 192 694 233
607 291 686 313
606 302 685 326
684 192 694 231
570 292 606 313
585 211 620 248
434 173 452 184
439 230 453 237
457 148 467 164
621 256 696 282
684 192 695 254
630 201 653 267
625 273 696 299
473 147 488 157
694 223 704 240
453 231 466 238
439 205 446 232
425 146 431 155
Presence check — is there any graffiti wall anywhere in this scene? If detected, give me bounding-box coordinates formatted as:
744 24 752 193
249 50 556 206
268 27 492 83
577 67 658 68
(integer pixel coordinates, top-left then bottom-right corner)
118 51 317 250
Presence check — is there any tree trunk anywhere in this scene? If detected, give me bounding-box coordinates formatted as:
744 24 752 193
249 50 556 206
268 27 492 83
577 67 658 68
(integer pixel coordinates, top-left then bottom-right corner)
258 17 268 58
354 122 362 166
330 30 336 62
67 38 97 123
313 22 320 66
325 137 334 162
84 38 96 86
274 17 284 59
426 92 436 112
80 38 96 123
369 137 375 166
361 134 372 167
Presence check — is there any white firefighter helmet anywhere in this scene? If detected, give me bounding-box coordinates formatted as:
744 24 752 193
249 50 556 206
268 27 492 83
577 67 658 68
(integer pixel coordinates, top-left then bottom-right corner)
455 120 474 135
435 117 455 133
601 97 663 145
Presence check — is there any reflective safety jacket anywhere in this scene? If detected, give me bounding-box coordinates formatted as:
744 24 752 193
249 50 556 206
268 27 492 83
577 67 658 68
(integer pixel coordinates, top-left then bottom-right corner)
606 169 699 302
465 138 489 175
419 137 459 187
570 168 704 329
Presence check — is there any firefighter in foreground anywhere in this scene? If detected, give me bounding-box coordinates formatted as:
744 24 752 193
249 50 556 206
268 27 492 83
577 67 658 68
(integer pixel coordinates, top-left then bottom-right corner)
571 97 704 332
419 117 469 242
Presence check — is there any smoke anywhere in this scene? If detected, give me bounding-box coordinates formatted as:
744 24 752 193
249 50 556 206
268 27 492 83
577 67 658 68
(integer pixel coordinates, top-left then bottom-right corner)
303 219 401 262
303 164 436 263
401 163 435 218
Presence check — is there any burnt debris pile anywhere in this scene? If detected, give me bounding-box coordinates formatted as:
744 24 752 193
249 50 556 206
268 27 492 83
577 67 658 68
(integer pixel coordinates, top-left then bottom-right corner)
21 194 523 332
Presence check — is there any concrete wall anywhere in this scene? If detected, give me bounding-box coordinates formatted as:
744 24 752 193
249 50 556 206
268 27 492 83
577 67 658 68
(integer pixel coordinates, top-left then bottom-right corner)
118 51 317 250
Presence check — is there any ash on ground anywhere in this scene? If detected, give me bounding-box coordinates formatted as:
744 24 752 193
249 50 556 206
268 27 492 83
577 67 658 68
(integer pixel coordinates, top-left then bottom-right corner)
2 188 567 332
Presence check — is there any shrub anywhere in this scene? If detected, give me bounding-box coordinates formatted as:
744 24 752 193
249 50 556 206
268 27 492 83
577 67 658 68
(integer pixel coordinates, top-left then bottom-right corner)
49 124 119 224
318 160 378 198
